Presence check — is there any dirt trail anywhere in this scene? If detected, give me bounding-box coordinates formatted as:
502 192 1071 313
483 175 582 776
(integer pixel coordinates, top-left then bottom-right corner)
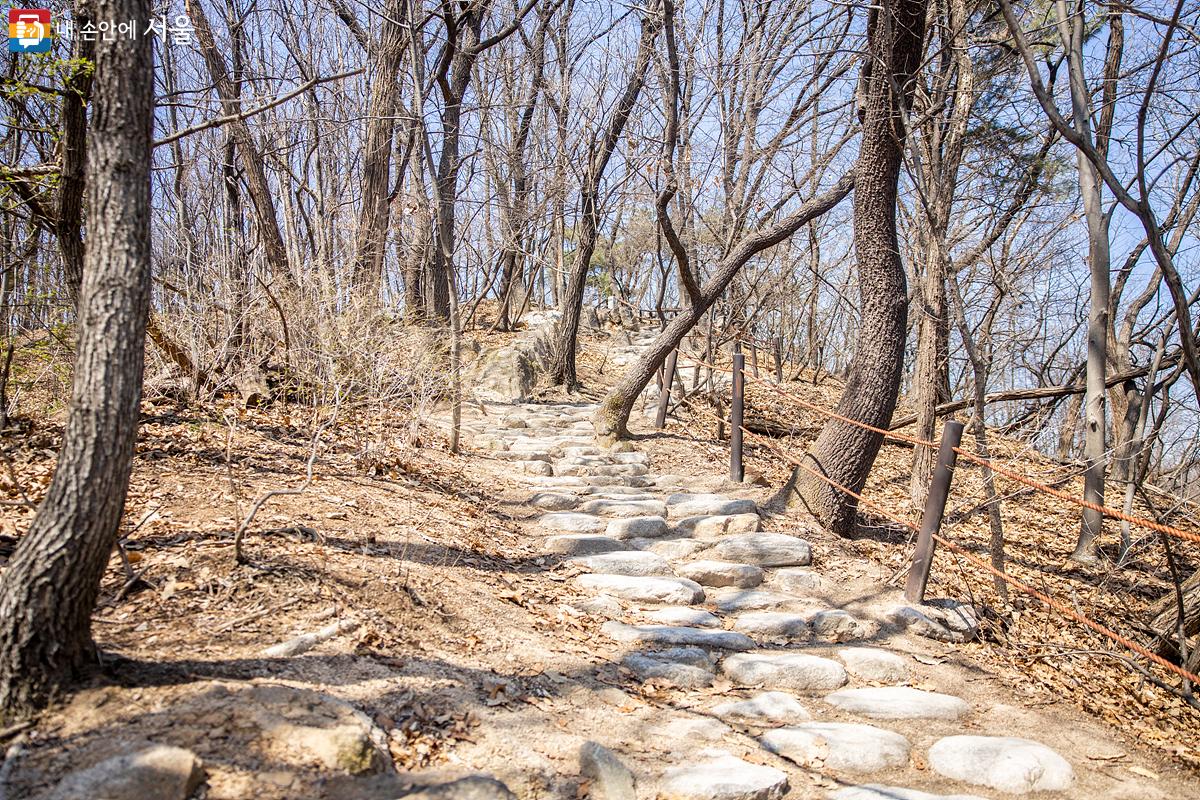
2 326 1196 799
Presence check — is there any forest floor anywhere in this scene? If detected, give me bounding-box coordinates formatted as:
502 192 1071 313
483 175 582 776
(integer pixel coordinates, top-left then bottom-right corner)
0 320 1198 799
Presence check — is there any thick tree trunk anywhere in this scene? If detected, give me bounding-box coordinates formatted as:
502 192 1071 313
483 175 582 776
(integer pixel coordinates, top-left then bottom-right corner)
792 0 926 535
593 175 854 439
353 0 408 288
55 0 95 303
0 0 153 718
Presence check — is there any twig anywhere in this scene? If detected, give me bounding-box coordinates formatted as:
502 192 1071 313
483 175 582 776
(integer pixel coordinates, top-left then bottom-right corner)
261 618 359 658
211 597 300 634
232 396 341 564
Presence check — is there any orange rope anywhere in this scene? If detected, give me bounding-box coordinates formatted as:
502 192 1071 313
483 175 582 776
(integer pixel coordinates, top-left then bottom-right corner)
671 368 1200 687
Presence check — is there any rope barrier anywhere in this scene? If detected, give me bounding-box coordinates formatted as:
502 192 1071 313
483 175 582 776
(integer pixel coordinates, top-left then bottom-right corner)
676 348 1200 548
666 350 1200 687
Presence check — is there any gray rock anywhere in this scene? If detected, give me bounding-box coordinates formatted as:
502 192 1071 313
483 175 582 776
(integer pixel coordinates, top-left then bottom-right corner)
806 609 875 642
824 687 969 720
607 516 671 540
571 551 675 577
837 648 909 683
540 512 608 534
519 460 555 476
576 574 705 604
601 621 755 650
928 735 1074 794
46 745 204 800
711 588 803 613
573 595 624 618
761 723 911 772
829 785 988 800
529 492 579 511
669 497 758 518
546 534 628 556
651 716 732 742
711 692 812 725
722 652 847 691
643 607 722 628
675 513 762 538
659 754 789 800
580 742 636 800
623 647 715 688
887 601 979 643
709 533 812 567
678 560 764 589
636 538 710 559
769 568 825 593
402 776 518 800
732 612 810 640
580 499 668 518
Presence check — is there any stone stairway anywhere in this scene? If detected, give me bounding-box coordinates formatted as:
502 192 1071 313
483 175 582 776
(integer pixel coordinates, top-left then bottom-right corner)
452 332 1083 800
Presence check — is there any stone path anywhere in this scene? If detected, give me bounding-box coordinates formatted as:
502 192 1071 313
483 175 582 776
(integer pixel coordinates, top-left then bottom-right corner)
451 331 1095 800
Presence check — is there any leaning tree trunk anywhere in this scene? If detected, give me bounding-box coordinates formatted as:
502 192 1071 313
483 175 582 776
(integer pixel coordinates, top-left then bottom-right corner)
594 175 854 440
0 0 153 719
791 0 927 535
1149 569 1200 672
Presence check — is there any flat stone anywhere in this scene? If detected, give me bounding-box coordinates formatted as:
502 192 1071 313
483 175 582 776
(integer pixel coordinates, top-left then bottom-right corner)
623 647 715 688
585 485 654 496
611 452 648 464
46 745 204 800
928 735 1074 794
770 568 825 593
636 538 710 559
825 687 969 720
539 512 607 534
722 652 846 691
607 516 671 539
806 609 875 642
761 723 911 772
545 534 628 556
732 612 810 640
711 692 811 725
643 607 722 628
573 595 624 618
710 533 812 567
669 497 758 518
519 460 554 476
586 463 650 478
580 741 636 800
887 601 979 643
529 492 579 511
659 754 789 800
675 513 762 538
711 588 803 613
678 560 764 589
830 786 988 800
837 648 909 683
576 574 705 604
403 776 517 800
572 551 675 576
652 716 732 742
580 498 669 518
602 621 754 650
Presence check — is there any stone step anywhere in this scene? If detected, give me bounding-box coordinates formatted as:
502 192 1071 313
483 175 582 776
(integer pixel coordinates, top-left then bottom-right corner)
761 722 911 773
677 560 764 589
641 607 722 628
707 533 812 567
570 551 675 577
575 574 705 604
837 648 909 683
658 754 789 800
675 513 762 538
721 651 847 691
538 512 607 534
824 687 969 720
731 612 811 641
601 621 755 651
622 647 715 688
709 588 806 614
578 498 668 518
545 534 630 556
710 691 812 725
667 494 758 518
927 736 1074 794
607 516 671 540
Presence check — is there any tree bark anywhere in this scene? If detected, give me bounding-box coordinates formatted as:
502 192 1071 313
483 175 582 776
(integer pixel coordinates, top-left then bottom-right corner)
548 5 662 388
791 0 927 535
0 0 153 718
55 0 96 303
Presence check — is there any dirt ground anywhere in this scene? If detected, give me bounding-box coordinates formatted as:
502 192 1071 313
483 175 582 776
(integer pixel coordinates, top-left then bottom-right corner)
0 327 1197 798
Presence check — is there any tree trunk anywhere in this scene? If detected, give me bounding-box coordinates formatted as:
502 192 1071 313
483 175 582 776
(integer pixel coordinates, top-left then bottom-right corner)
0 0 153 718
593 175 854 439
353 0 408 288
55 0 96 303
548 7 662 388
791 0 926 535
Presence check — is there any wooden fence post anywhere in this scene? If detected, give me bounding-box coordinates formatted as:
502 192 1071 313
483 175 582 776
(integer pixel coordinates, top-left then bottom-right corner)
904 420 965 604
730 350 745 482
655 349 678 430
